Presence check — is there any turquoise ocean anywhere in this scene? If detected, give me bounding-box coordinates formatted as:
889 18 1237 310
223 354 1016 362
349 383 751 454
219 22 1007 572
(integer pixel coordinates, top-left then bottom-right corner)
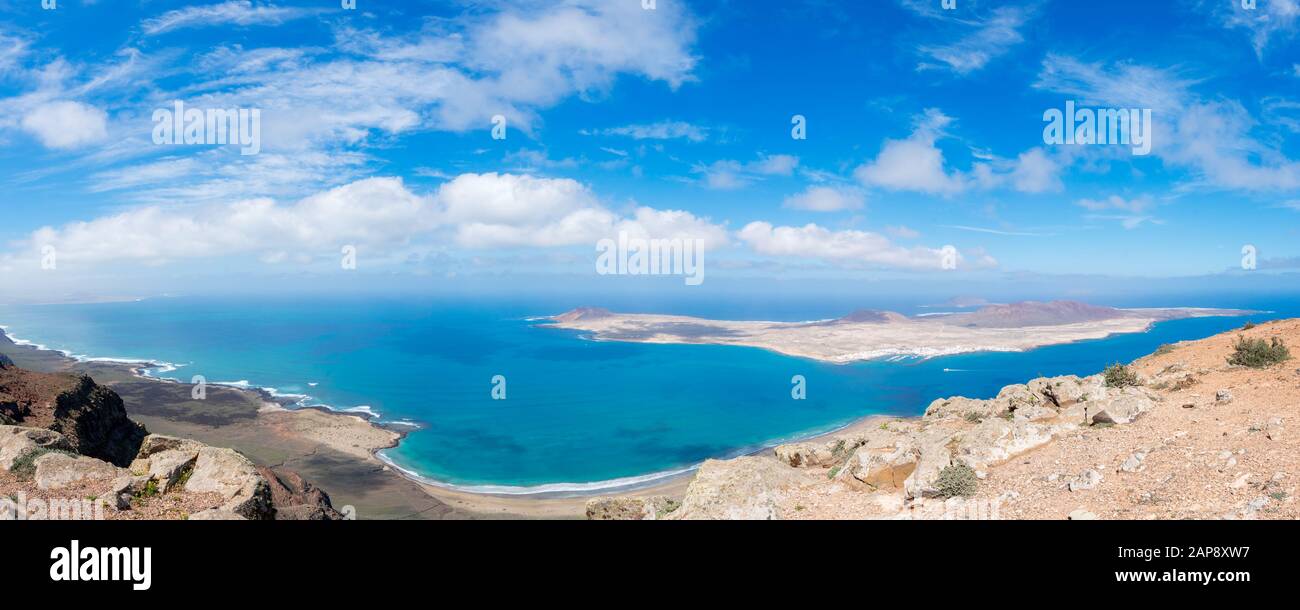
0 295 1289 493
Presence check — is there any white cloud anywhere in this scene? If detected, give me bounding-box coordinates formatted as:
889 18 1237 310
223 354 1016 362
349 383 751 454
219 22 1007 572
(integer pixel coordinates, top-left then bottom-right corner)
142 1 315 35
854 109 966 194
586 120 707 142
20 101 108 149
783 185 866 212
1008 148 1063 193
12 173 733 268
737 222 994 270
23 177 433 265
916 6 1033 75
696 154 799 190
1213 0 1299 57
886 225 920 239
1035 54 1300 191
436 173 728 249
1076 195 1159 229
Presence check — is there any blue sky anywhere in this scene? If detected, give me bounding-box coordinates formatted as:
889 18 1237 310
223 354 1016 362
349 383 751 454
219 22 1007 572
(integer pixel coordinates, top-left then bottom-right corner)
1 0 1299 303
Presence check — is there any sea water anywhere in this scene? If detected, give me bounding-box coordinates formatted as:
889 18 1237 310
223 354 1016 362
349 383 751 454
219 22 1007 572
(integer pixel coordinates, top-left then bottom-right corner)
0 295 1285 493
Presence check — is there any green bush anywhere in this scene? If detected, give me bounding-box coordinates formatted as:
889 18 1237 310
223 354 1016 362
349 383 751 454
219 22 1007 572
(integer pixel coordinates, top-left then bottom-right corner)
935 463 978 498
1227 336 1291 368
1103 363 1140 388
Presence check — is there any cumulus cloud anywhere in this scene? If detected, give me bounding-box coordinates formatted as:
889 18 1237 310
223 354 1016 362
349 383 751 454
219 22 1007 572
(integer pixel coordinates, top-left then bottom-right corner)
855 109 966 194
782 185 866 211
142 1 316 35
853 109 1056 195
13 173 729 267
23 177 433 265
20 101 109 149
436 173 728 249
737 222 995 270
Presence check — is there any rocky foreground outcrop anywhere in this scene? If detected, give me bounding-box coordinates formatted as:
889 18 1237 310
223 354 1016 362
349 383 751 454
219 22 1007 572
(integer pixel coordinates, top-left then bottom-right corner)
0 359 342 520
589 318 1300 520
0 357 145 465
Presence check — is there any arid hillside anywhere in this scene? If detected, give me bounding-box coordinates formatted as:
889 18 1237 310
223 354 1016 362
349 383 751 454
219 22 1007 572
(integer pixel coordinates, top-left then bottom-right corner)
588 318 1298 520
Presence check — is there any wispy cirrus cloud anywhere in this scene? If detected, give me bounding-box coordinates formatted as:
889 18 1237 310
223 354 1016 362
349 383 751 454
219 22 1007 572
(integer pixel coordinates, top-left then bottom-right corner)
905 3 1036 75
1208 0 1299 58
1034 53 1300 191
584 120 708 142
1076 195 1160 229
142 1 316 36
694 154 799 190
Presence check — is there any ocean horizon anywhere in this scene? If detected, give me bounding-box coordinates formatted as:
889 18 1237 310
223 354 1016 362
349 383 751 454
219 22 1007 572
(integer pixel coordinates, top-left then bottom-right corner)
0 294 1290 494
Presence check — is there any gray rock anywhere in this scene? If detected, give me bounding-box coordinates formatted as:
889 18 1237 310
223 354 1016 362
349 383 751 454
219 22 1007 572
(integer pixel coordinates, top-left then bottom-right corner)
145 448 198 493
0 426 74 471
1069 469 1103 492
135 434 205 460
1089 392 1155 425
188 509 247 521
1215 389 1233 404
773 442 838 468
1068 508 1097 520
843 443 918 490
669 457 798 520
585 496 680 520
184 447 273 520
904 439 954 499
1119 452 1147 473
955 418 1055 470
33 453 126 491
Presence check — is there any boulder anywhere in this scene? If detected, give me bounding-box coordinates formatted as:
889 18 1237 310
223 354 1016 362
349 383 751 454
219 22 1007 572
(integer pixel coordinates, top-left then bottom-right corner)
1035 375 1108 406
189 509 247 521
146 449 199 493
585 496 680 520
904 440 954 499
955 418 1055 470
842 443 918 490
669 457 799 520
105 475 135 510
135 434 205 460
0 426 74 471
256 466 343 520
773 442 838 468
1013 404 1058 422
184 447 274 520
33 453 126 491
924 396 1002 420
1089 392 1155 425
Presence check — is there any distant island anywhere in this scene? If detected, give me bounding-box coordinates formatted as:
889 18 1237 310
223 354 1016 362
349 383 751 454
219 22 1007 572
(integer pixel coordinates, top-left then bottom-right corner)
545 301 1254 363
